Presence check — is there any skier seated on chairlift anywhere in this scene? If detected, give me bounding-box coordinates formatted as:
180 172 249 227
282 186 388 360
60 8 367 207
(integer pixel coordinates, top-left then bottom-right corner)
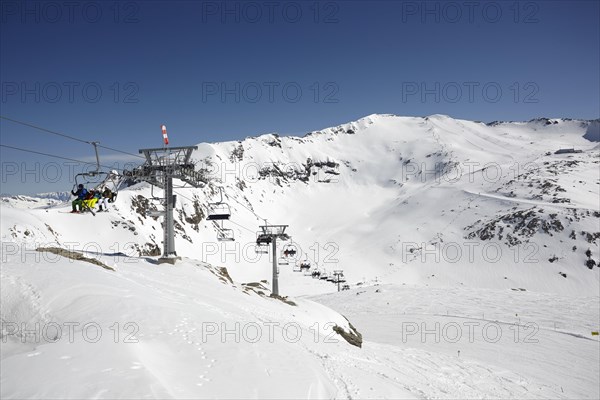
106 187 117 203
98 187 112 212
82 190 99 211
284 248 297 257
70 184 88 213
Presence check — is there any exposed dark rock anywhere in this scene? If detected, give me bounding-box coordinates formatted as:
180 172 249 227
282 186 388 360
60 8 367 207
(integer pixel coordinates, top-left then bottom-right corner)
36 247 114 271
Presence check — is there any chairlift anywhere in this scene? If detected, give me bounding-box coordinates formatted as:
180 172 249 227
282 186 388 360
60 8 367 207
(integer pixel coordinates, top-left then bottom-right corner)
256 233 272 246
150 184 164 203
278 256 289 266
217 228 235 242
210 219 235 242
293 263 302 272
255 244 269 254
299 260 311 271
255 231 271 254
206 187 231 221
71 142 122 201
73 142 108 190
74 170 109 188
99 171 122 200
282 241 297 258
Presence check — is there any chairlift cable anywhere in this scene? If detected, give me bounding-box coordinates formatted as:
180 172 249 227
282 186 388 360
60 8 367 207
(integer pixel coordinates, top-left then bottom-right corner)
173 189 255 234
0 144 115 169
0 116 145 159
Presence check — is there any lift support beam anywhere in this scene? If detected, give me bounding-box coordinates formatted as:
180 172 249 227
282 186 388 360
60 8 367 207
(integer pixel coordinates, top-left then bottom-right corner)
133 145 207 264
257 224 289 296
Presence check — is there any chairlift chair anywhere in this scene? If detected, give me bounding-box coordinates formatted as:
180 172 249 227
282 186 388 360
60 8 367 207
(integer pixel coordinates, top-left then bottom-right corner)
278 256 289 266
299 261 311 271
282 242 297 258
217 228 235 242
207 203 231 220
255 232 271 254
206 187 231 221
256 233 272 246
72 141 108 190
74 171 109 188
255 245 269 254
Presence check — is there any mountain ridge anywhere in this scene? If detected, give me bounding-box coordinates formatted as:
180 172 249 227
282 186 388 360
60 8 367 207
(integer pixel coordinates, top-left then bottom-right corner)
1 114 598 296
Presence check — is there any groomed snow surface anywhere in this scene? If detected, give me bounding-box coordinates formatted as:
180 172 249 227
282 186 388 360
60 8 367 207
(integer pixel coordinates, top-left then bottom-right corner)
1 114 599 398
3 253 598 399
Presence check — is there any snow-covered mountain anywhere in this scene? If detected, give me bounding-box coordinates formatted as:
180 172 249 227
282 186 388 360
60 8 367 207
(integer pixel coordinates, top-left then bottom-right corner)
4 114 597 295
0 192 71 209
1 114 599 398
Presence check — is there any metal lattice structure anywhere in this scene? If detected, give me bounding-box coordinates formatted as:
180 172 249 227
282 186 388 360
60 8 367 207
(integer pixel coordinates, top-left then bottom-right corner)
257 224 289 296
332 270 346 292
132 146 207 264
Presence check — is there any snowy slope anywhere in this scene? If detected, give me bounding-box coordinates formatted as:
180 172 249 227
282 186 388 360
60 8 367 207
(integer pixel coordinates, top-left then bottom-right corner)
0 248 363 398
1 114 599 398
3 114 597 295
313 284 600 399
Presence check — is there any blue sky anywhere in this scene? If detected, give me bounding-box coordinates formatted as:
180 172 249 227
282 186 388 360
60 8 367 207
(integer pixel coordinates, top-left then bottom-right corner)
1 0 599 194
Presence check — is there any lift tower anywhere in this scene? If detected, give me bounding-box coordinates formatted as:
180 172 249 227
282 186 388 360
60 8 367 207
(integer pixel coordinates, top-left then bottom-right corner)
135 145 207 264
257 224 289 296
